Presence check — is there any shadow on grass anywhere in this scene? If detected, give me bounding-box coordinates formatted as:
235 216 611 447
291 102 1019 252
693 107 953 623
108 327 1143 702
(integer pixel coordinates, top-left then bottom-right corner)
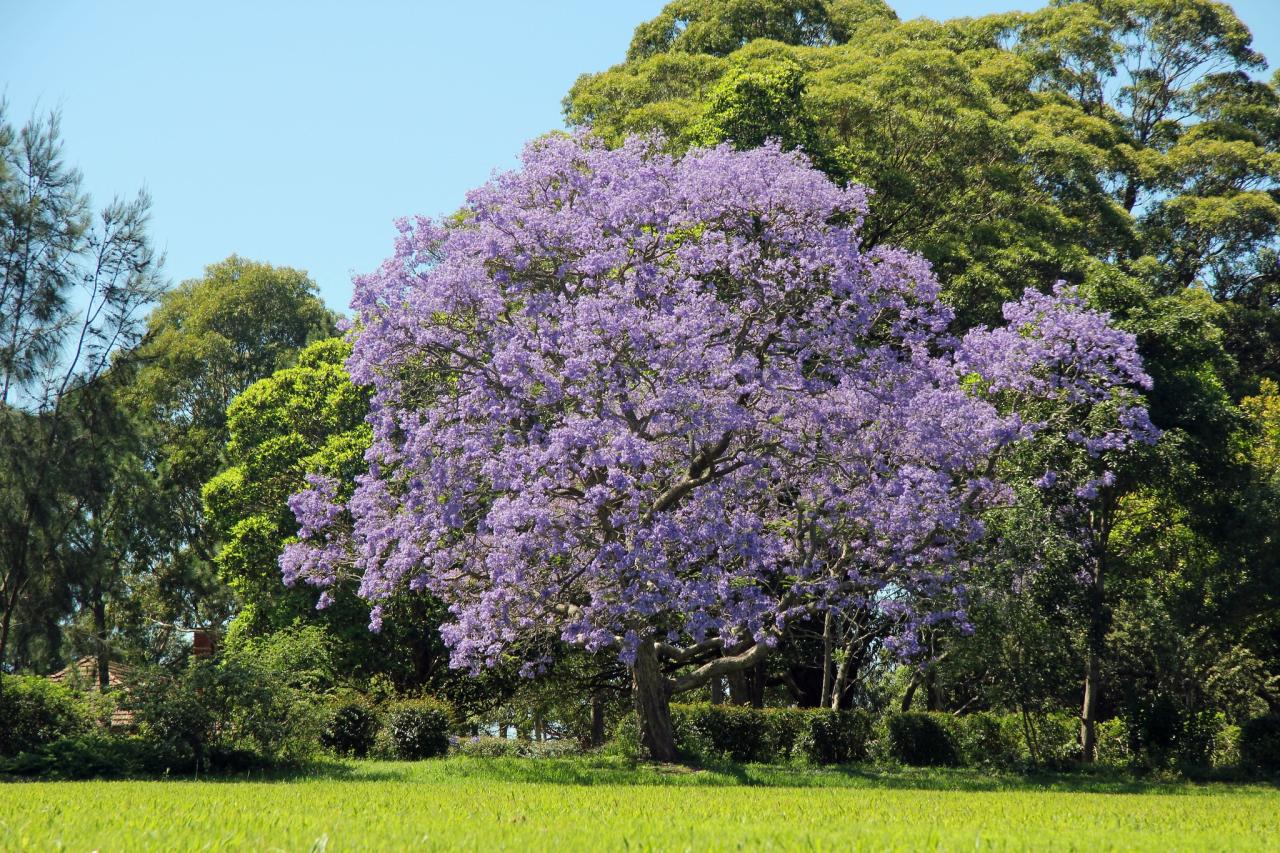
236 755 1276 795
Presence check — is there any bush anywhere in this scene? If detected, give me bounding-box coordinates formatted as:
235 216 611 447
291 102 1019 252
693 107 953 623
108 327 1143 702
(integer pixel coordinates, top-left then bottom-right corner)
0 732 254 779
0 675 91 757
605 712 643 761
793 708 871 765
635 704 872 765
955 712 1023 769
126 658 325 767
385 698 453 760
1213 723 1241 769
1095 717 1130 766
887 712 962 766
457 737 583 759
1239 713 1280 774
671 703 771 762
322 702 380 758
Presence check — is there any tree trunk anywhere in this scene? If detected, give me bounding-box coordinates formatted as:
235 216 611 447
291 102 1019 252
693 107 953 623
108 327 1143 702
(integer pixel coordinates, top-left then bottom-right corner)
709 676 724 705
1080 562 1107 763
726 669 749 705
631 638 677 762
901 671 921 713
0 548 29 668
93 581 109 691
819 611 835 709
747 660 765 708
0 585 16 669
830 644 854 711
589 691 607 746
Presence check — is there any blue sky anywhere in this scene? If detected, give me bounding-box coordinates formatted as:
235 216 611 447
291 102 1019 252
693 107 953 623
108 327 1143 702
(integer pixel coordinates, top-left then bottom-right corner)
3 0 1278 314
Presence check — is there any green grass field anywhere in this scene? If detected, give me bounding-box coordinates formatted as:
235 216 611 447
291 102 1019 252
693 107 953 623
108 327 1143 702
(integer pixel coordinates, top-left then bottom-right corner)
2 758 1277 851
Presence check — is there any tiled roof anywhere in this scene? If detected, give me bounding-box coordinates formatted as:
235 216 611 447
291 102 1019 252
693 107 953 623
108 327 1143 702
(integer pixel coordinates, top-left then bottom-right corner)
48 655 134 689
47 656 138 729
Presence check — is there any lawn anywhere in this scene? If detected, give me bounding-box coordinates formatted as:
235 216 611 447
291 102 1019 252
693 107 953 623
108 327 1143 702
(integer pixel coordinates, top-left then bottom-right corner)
1 758 1276 851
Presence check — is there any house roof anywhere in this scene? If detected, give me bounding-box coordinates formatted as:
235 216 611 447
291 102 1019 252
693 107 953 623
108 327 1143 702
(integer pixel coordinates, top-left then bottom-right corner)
47 656 138 727
48 655 134 689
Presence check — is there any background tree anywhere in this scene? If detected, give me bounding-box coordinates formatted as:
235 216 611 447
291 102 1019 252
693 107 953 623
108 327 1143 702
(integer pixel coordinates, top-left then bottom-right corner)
0 103 164 671
121 257 337 652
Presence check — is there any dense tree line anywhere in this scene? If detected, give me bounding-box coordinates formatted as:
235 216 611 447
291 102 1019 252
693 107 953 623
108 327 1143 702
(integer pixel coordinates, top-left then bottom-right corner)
2 0 1278 769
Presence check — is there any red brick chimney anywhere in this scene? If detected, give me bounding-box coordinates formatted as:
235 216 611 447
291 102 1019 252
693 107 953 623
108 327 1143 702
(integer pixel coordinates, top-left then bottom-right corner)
191 628 214 659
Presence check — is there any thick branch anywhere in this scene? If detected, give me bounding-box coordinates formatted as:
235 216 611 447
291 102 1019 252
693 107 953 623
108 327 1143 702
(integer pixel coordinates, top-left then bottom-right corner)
667 639 770 696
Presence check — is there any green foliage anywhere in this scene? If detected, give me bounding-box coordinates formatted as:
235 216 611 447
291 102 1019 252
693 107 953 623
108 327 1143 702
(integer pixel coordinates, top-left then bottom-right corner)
953 712 1025 770
886 712 962 767
0 675 91 757
456 737 584 759
321 701 380 758
125 657 324 767
0 733 221 779
672 702 774 762
203 337 449 690
662 703 871 765
384 698 454 760
792 707 873 765
117 256 338 656
1239 713 1280 774
222 623 337 693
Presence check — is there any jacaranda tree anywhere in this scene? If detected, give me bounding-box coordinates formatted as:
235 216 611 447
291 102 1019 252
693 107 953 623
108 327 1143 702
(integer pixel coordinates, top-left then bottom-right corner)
282 133 1152 760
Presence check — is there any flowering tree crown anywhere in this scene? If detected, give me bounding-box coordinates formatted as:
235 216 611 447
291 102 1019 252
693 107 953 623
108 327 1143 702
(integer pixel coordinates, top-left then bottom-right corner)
283 133 1153 672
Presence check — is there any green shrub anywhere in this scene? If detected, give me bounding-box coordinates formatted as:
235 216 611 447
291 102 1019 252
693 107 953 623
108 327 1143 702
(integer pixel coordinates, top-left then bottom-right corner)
457 737 583 758
1096 717 1130 766
126 658 325 767
793 708 871 765
954 712 1022 769
887 712 962 766
670 703 771 762
604 712 643 761
385 698 453 760
1015 710 1079 768
664 704 871 765
126 668 217 764
1213 723 1241 769
0 675 92 757
1239 713 1280 774
1178 710 1228 769
0 732 254 779
322 701 380 758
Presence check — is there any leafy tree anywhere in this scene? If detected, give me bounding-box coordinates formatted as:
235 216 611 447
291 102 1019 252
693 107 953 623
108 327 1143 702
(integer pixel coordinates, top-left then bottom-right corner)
0 104 164 670
567 0 1280 759
567 0 1280 318
122 257 337 650
280 134 1149 761
204 338 369 633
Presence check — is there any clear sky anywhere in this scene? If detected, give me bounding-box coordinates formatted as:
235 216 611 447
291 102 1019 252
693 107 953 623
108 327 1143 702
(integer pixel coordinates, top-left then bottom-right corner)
3 1 1278 314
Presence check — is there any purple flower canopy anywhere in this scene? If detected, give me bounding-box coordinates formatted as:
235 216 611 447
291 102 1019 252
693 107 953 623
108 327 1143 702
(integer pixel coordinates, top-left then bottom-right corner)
282 133 1154 672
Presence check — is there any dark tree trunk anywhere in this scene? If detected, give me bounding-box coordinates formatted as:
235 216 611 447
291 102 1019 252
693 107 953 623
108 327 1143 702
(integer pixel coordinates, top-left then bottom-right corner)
1080 564 1106 763
727 669 750 705
901 672 920 713
709 676 725 705
631 638 677 762
93 583 109 691
0 546 29 668
819 611 835 708
748 660 765 708
589 691 607 746
0 584 16 669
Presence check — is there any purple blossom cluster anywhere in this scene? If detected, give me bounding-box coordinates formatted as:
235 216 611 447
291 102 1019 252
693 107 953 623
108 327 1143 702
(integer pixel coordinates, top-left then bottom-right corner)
281 133 1156 670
